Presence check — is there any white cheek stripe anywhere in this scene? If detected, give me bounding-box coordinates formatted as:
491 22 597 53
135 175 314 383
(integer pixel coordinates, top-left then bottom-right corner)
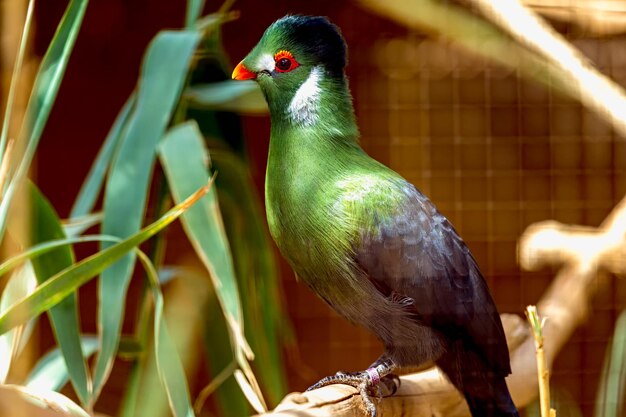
288 66 323 127
257 54 275 72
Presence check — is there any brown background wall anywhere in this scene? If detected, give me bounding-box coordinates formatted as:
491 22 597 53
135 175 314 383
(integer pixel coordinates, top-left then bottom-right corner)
32 1 626 416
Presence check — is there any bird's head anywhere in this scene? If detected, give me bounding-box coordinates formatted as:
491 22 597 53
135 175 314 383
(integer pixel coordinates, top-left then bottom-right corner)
232 15 350 128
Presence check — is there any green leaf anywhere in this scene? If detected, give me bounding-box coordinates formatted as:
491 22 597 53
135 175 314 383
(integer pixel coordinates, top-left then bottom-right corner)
158 121 266 411
185 0 205 28
201 291 250 417
158 121 243 345
0 262 37 383
0 179 213 336
0 0 88 240
63 212 103 238
185 80 268 114
28 183 91 406
26 336 99 392
0 235 118 280
595 309 626 417
70 95 135 220
94 29 200 399
211 149 288 404
135 250 194 417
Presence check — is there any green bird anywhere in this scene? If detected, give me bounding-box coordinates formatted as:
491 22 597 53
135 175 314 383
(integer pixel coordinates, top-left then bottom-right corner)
232 15 519 417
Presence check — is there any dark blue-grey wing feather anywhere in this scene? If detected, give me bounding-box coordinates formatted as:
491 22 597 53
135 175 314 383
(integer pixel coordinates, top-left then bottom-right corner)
356 183 510 375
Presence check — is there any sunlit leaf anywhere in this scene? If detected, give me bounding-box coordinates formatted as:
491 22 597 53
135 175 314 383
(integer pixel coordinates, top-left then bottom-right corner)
63 213 102 238
0 263 37 383
159 121 266 411
234 369 264 414
0 235 118 280
158 122 243 345
185 80 268 114
0 179 212 336
94 30 200 399
26 336 99 392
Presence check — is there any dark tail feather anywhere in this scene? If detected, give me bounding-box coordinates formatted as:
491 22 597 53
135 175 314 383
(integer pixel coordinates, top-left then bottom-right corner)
436 344 519 417
463 376 519 417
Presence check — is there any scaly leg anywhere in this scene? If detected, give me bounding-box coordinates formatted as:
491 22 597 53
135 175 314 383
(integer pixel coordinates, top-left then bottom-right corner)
306 359 397 417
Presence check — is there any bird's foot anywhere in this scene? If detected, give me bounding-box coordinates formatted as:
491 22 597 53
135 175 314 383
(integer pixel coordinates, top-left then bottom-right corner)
305 361 396 417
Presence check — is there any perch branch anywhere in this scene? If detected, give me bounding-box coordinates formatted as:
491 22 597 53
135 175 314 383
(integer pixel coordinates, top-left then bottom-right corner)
255 194 626 416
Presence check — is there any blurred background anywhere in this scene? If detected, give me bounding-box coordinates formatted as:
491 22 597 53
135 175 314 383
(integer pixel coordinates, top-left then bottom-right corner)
3 0 626 416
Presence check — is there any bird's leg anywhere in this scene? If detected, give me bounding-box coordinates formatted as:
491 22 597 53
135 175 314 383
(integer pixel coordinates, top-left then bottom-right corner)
367 356 401 397
306 359 397 417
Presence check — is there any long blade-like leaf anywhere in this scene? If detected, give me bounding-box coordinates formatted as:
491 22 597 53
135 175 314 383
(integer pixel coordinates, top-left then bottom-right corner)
0 235 118 280
185 0 205 28
135 251 195 417
94 30 199 399
28 183 91 406
26 336 99 392
0 179 212 336
185 80 268 114
63 213 103 237
158 121 242 345
159 121 266 411
70 95 136 219
595 309 626 417
0 0 88 240
0 263 37 383
202 291 250 416
211 149 288 404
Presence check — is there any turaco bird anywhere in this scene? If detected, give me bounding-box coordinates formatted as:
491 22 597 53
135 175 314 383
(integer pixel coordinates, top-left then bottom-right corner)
232 15 519 417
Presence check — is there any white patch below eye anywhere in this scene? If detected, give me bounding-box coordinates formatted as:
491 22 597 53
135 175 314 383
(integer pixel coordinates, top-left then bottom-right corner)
288 66 323 127
257 54 275 72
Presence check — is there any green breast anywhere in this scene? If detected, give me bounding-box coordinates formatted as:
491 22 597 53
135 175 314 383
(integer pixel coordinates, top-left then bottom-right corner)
264 138 407 283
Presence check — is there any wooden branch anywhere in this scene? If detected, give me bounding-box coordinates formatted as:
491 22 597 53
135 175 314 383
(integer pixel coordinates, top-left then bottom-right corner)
518 195 626 275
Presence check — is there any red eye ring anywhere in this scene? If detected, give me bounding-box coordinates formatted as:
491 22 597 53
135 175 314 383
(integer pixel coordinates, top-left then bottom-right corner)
274 50 299 73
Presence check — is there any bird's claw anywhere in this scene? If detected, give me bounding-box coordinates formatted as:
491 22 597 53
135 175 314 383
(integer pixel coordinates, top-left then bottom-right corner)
305 361 397 417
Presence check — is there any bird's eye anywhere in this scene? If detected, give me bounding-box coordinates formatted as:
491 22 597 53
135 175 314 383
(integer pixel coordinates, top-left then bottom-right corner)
277 58 291 71
274 50 299 73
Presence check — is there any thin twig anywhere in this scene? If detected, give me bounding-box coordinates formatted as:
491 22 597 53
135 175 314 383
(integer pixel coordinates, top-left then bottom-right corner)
526 306 554 417
194 360 237 414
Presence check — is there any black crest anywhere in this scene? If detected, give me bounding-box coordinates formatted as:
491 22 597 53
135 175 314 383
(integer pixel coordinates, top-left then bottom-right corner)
272 15 347 77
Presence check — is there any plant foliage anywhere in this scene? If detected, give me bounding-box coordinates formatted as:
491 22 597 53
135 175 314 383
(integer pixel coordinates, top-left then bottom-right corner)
0 1 288 416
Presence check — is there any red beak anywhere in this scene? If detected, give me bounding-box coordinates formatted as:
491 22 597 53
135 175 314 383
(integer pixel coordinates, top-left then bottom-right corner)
232 61 256 80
